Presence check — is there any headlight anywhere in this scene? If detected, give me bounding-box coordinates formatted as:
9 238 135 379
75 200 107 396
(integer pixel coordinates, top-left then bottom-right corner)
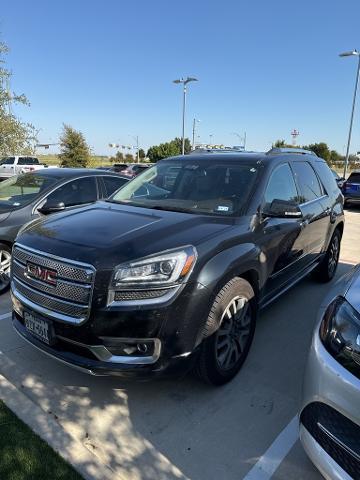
111 246 197 288
320 296 360 379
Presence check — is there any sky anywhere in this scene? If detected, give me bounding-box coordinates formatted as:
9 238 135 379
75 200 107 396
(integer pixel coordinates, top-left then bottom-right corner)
1 0 360 156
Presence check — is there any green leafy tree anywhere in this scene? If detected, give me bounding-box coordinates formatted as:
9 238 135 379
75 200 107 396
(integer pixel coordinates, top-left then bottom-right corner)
124 153 134 163
0 41 37 156
58 124 90 168
138 148 146 160
302 142 331 164
110 151 125 163
147 137 191 162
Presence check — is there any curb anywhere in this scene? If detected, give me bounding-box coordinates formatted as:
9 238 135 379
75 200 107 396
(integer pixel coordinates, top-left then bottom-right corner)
0 372 116 480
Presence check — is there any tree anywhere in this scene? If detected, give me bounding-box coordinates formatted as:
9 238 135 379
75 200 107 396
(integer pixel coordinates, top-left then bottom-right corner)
124 153 134 163
147 137 191 162
138 148 146 160
302 142 331 164
0 41 37 156
58 124 90 168
110 151 125 163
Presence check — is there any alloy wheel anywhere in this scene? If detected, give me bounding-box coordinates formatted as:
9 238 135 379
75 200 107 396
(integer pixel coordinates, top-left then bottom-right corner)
328 235 340 277
0 249 11 292
215 296 252 371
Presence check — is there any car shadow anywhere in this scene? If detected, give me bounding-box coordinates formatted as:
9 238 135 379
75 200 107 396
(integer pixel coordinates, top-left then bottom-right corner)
0 261 357 480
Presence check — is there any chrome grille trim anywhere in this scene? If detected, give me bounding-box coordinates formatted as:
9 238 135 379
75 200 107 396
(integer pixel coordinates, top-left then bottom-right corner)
12 259 91 304
13 244 94 284
12 243 95 324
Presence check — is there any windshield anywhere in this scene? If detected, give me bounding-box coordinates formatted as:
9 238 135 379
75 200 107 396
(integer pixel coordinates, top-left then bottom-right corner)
0 173 60 209
110 160 260 216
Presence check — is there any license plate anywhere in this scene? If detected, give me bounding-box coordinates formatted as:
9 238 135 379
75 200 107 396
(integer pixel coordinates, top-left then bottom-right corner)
24 311 54 345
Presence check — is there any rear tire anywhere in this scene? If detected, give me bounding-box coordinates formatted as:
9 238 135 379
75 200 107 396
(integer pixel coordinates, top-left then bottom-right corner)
195 277 256 386
0 243 11 294
313 230 341 283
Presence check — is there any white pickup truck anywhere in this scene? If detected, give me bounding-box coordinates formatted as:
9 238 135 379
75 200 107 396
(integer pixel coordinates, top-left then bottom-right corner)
0 156 47 179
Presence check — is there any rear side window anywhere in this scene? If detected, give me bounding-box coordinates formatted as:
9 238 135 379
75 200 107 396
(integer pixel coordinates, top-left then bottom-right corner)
347 172 360 183
18 157 39 165
102 176 128 196
46 177 97 207
1 157 15 165
264 163 298 208
314 162 339 195
291 162 323 203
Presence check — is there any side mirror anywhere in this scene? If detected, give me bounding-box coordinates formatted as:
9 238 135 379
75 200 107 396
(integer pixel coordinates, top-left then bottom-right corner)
38 200 66 215
263 199 302 219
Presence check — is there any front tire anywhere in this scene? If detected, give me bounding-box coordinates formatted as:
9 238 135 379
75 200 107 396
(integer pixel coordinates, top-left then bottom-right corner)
0 243 11 294
313 230 341 283
195 277 256 386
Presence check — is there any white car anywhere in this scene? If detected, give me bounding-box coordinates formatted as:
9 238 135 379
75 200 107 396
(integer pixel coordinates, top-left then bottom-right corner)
0 156 47 178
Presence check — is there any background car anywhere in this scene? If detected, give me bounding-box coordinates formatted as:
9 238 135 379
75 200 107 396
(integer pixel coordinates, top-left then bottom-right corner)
331 169 345 189
342 170 360 206
120 163 150 177
0 168 128 292
300 265 360 480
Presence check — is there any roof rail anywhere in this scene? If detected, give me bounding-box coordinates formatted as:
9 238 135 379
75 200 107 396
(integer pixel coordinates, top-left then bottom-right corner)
266 147 317 156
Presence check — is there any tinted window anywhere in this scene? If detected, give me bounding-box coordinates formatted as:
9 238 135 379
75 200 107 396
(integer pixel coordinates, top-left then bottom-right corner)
111 161 260 216
0 157 15 165
315 162 339 195
0 173 59 209
46 177 97 207
347 172 360 183
264 163 298 208
102 176 128 196
292 161 322 203
17 157 39 165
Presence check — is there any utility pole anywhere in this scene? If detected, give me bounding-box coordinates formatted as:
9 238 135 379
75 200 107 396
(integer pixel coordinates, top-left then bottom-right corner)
173 77 198 155
192 118 200 150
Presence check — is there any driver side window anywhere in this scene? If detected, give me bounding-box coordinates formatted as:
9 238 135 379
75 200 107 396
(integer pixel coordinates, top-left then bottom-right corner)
264 163 298 210
46 177 97 207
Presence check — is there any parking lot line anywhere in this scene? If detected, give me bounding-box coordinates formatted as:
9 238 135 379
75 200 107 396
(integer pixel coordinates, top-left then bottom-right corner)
0 312 11 321
243 415 298 480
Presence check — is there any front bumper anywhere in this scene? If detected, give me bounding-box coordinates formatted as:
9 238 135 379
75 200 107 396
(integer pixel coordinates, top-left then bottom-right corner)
13 313 196 378
300 327 360 479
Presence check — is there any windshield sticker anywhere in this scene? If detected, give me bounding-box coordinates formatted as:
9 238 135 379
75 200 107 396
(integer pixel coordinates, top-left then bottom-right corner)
216 205 230 212
250 168 256 173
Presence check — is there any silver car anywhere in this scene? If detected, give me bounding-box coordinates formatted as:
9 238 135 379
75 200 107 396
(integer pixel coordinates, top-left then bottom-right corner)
300 265 360 479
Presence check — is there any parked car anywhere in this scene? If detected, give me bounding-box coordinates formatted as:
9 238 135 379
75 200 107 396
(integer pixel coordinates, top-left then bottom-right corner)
0 156 47 179
300 265 360 480
342 170 360 206
11 148 344 385
0 169 128 292
331 169 345 189
121 163 150 177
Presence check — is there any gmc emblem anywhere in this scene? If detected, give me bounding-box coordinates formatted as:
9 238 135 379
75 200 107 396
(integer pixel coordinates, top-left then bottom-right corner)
25 262 57 286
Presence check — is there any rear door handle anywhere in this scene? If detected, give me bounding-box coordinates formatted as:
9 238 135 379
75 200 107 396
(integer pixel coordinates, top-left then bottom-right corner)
325 207 331 215
300 219 309 228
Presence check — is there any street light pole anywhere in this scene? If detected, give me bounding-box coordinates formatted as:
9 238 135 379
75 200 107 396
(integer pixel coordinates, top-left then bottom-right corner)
339 50 360 178
192 118 200 150
173 77 198 155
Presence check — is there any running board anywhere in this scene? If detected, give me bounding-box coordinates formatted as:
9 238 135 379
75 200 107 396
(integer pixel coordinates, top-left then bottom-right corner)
260 262 319 309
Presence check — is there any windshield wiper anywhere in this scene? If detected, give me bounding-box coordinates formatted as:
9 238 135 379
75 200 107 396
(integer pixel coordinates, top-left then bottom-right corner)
149 205 192 213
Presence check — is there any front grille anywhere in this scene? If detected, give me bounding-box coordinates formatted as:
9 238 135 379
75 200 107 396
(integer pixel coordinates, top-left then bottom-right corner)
114 289 170 301
11 244 95 324
301 402 360 479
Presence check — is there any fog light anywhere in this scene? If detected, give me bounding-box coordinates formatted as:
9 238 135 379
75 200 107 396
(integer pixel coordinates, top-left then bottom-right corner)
137 343 148 354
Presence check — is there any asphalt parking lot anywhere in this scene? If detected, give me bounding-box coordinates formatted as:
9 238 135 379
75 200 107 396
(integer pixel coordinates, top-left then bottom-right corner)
0 209 359 480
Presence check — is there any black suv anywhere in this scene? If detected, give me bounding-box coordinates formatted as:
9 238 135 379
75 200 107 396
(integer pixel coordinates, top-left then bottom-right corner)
11 148 344 385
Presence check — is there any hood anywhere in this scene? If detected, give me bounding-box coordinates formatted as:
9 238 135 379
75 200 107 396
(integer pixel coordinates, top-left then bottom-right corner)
17 202 235 269
345 264 360 313
0 211 11 223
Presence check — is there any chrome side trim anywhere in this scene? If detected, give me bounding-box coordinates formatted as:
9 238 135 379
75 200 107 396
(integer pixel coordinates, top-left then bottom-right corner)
57 335 161 365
